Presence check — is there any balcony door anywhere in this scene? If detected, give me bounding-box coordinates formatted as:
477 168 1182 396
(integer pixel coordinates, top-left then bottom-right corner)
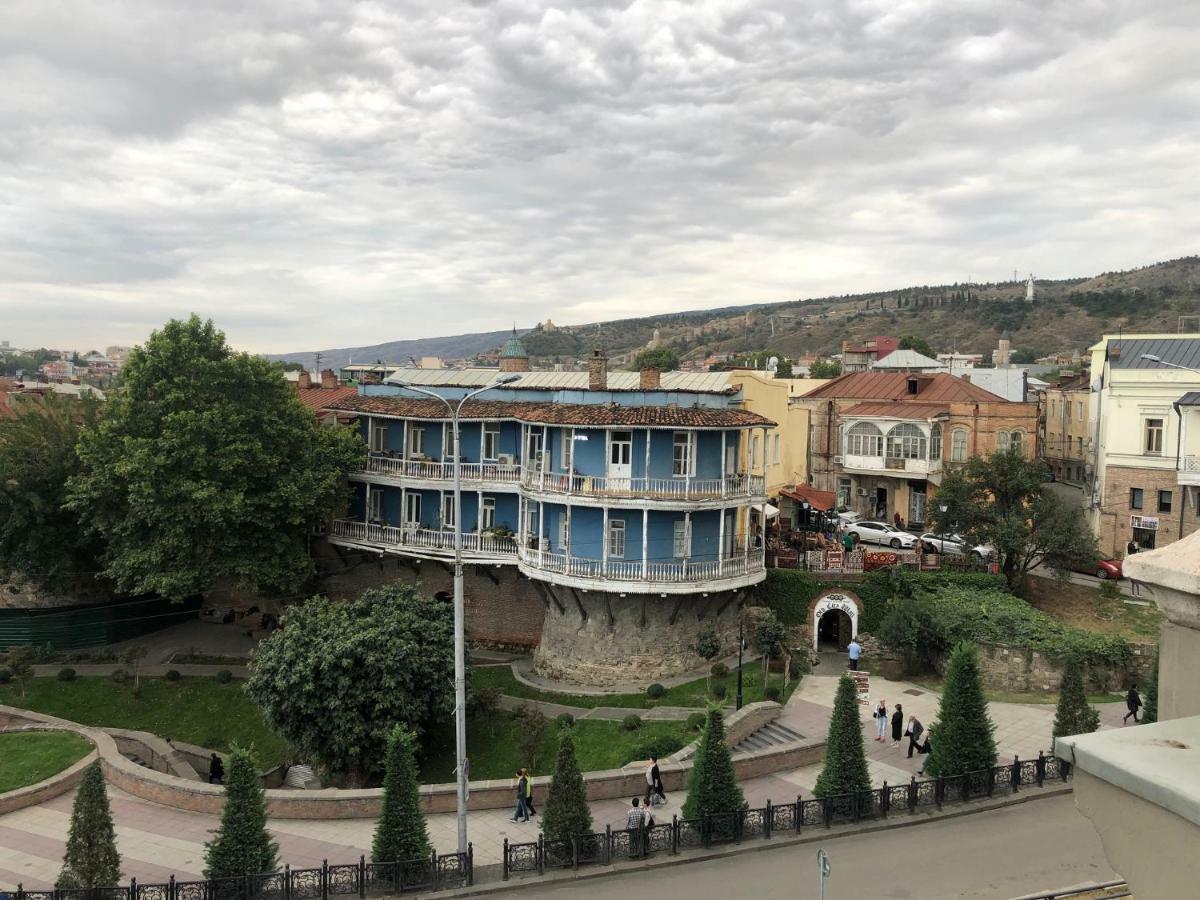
608 431 632 486
404 493 421 528
527 429 545 471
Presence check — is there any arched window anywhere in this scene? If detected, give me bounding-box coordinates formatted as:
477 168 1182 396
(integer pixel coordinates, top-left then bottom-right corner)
886 423 927 460
930 423 943 461
951 429 968 462
997 431 1009 452
845 422 884 457
1009 430 1024 453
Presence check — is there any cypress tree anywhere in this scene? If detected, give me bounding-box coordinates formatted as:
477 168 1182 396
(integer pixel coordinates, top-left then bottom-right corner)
1142 651 1159 724
682 707 746 818
541 729 593 841
813 673 871 798
924 642 997 777
372 727 430 863
204 747 278 878
59 761 121 888
1052 655 1100 738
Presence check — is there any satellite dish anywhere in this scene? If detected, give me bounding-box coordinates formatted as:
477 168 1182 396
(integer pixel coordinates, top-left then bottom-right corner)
767 356 779 371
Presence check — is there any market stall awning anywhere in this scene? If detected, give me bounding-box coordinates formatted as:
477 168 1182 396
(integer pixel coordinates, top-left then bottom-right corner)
778 484 836 511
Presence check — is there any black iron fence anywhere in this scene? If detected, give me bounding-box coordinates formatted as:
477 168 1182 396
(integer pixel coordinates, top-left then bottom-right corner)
9 851 473 900
503 750 1070 879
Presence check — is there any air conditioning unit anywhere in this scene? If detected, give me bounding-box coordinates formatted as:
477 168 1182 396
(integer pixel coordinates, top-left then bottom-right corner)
856 487 869 497
498 453 515 465
833 455 844 464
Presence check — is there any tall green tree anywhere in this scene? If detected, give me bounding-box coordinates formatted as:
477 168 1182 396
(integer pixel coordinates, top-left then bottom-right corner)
1142 651 1159 724
0 392 103 588
813 674 871 798
808 359 841 379
541 728 593 841
204 747 278 878
246 585 453 784
682 708 746 818
773 358 794 378
58 761 121 888
67 315 365 599
372 727 430 862
930 450 1096 589
1053 655 1100 738
924 642 997 777
898 334 936 358
631 347 680 372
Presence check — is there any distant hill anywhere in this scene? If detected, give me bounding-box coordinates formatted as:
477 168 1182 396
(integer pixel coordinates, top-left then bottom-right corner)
270 256 1200 371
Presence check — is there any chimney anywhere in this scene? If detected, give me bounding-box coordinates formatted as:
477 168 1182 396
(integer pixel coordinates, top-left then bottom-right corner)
640 366 661 390
321 369 338 389
588 349 608 391
298 370 312 390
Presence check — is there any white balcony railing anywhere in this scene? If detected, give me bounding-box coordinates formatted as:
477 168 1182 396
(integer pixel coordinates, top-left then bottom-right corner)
1181 455 1200 473
842 454 942 476
519 547 764 584
360 455 522 483
330 519 518 558
521 470 766 501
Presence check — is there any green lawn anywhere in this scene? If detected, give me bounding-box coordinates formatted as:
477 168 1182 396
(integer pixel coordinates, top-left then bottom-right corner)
418 712 693 783
0 678 292 770
0 731 93 793
471 663 799 710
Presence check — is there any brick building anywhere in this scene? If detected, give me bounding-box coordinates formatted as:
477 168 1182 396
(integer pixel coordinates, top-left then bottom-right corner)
1042 372 1091 485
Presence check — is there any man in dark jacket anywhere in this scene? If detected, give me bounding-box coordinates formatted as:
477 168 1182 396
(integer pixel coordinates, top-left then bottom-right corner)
1124 684 1143 724
906 715 925 758
890 703 904 746
208 753 224 784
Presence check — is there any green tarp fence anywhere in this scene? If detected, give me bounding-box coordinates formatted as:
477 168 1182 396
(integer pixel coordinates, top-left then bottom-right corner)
0 595 202 650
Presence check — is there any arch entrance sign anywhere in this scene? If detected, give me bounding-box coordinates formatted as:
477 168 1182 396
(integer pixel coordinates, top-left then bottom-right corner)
811 591 859 651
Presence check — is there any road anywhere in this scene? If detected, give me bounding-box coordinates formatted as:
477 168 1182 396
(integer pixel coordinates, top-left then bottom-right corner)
514 794 1117 900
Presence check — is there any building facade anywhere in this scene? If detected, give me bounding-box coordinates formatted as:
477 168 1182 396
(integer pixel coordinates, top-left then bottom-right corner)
1087 334 1200 556
1042 372 1091 485
793 371 1039 526
324 350 774 683
727 369 824 498
840 336 898 373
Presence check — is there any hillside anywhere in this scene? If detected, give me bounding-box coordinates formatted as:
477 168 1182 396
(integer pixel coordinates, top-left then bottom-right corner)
271 255 1200 370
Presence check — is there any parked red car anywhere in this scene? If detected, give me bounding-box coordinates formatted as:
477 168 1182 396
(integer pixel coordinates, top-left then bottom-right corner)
1064 557 1123 580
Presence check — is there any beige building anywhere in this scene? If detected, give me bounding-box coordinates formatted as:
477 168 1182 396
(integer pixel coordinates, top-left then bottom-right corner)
728 369 823 497
1042 372 1091 484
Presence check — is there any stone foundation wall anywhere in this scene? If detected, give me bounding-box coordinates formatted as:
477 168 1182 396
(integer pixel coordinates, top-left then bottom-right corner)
534 589 743 685
946 640 1156 694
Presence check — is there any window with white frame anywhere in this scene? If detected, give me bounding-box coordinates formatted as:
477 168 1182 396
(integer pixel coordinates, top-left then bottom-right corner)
557 514 569 550
404 492 421 525
997 431 1009 452
369 421 388 453
607 519 626 558
673 431 694 476
560 428 573 472
886 423 927 459
772 434 781 465
482 423 500 460
846 422 884 457
441 493 455 530
751 435 761 468
951 429 968 462
407 425 425 458
1145 418 1164 455
482 496 496 530
368 489 383 523
673 519 691 557
930 423 943 460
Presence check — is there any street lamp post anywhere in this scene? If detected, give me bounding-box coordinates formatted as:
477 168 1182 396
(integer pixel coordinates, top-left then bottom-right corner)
735 612 745 711
404 373 521 855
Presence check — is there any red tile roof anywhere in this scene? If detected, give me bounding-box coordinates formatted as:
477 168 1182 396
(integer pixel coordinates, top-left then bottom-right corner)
800 371 1005 403
839 401 951 419
295 385 360 412
327 394 775 428
779 484 836 511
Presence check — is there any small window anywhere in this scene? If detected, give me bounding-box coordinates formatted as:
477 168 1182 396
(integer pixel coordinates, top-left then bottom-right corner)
607 519 626 558
407 425 425 458
369 421 388 453
930 423 943 460
673 519 691 558
773 434 781 465
1076 401 1083 419
404 492 421 525
560 428 573 472
1158 490 1173 514
1145 418 1164 455
557 514 569 550
1129 488 1143 510
482 496 496 530
1009 431 1023 453
951 429 968 462
483 423 501 460
1064 401 1070 422
673 432 694 476
997 431 1010 452
846 422 884 457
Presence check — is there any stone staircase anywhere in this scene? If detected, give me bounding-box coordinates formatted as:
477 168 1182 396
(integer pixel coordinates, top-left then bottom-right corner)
731 721 807 755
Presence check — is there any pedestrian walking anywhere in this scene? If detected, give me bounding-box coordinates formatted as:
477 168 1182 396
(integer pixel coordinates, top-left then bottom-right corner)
644 755 665 806
847 638 862 671
521 767 536 815
208 753 224 785
873 699 888 741
905 715 925 759
893 511 904 529
891 703 904 746
1124 684 1143 724
511 770 530 823
842 529 856 552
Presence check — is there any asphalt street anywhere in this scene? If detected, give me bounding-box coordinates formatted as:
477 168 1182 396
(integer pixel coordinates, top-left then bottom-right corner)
512 794 1118 900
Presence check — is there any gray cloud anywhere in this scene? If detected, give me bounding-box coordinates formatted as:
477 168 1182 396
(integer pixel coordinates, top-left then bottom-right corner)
1 0 1198 352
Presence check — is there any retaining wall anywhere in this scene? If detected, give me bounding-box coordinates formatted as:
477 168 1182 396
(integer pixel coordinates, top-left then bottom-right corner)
0 722 100 815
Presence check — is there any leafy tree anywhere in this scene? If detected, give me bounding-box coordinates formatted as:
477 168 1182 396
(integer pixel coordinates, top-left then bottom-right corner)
813 674 871 798
879 593 945 673
204 747 278 878
924 642 997 777
0 392 103 588
372 727 430 862
930 451 1097 589
1053 655 1100 738
6 645 34 699
898 334 936 358
1142 650 1159 724
1011 349 1038 364
58 761 121 888
246 585 454 784
67 315 365 600
514 705 549 771
682 708 746 818
753 610 787 681
773 358 794 378
541 729 593 840
808 359 842 379
632 347 680 372
695 627 721 689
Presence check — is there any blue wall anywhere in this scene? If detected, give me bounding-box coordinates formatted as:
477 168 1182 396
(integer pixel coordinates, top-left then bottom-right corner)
572 429 605 477
692 509 721 560
697 432 722 478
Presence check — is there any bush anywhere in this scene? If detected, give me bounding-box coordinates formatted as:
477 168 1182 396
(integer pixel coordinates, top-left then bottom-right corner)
555 713 575 729
814 674 871 798
694 628 721 662
646 683 665 700
542 731 593 840
57 668 76 682
628 735 686 764
710 662 729 679
0 667 10 684
682 708 746 818
710 683 727 701
110 669 129 684
468 686 502 718
216 670 233 684
621 714 643 732
165 669 182 682
764 685 782 702
686 712 707 732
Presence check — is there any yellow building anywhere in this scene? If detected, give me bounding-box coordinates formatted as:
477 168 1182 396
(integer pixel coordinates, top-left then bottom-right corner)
1042 372 1091 484
728 369 824 496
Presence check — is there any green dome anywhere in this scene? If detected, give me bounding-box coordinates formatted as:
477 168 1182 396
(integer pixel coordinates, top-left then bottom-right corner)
501 329 527 358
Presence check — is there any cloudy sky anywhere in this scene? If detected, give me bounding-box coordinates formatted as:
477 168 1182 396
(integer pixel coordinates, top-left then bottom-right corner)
2 1 1199 353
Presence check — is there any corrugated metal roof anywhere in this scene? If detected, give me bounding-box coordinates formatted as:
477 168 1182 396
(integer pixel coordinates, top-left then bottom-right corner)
871 349 945 370
384 367 735 394
840 401 950 419
1176 391 1200 407
800 371 1006 403
1107 336 1200 370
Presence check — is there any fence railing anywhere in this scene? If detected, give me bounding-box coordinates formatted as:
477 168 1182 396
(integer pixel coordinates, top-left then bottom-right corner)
770 548 995 576
518 547 765 584
522 470 766 501
501 751 1070 880
329 520 517 558
11 850 472 900
361 456 522 483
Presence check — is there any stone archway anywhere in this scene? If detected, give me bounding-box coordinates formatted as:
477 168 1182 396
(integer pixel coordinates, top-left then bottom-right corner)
808 589 863 652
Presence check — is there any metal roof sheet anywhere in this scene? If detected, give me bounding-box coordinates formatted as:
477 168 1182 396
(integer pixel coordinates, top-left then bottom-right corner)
384 367 735 393
800 371 1006 403
871 349 945 370
1176 392 1200 407
1107 336 1200 370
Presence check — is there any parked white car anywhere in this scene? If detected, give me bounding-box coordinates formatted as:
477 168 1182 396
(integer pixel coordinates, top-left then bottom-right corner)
917 532 995 559
846 521 917 549
835 510 862 526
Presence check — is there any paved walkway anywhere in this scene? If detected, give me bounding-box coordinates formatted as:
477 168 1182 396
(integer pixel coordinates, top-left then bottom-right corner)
0 667 1131 890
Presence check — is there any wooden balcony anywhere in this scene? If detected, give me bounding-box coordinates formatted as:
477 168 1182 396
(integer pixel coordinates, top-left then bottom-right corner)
329 519 518 561
517 546 765 593
521 471 766 503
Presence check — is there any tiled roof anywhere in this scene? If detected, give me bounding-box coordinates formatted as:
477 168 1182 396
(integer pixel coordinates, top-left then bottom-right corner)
327 395 775 428
295 385 360 412
839 401 950 419
799 371 1006 403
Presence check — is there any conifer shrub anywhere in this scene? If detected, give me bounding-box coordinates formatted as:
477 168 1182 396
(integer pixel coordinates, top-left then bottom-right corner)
813 674 870 798
58 761 121 888
682 708 746 819
371 727 430 863
541 730 593 841
204 747 278 877
622 714 643 732
646 683 665 700
924 642 997 777
1053 655 1100 738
